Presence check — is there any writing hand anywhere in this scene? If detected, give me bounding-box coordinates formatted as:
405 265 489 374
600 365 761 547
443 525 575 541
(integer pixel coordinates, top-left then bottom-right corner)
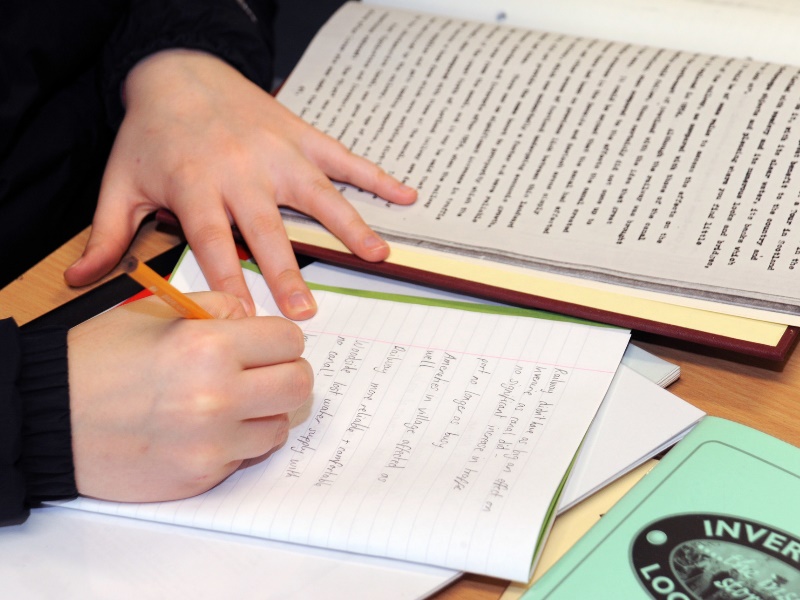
64 49 417 318
67 292 311 502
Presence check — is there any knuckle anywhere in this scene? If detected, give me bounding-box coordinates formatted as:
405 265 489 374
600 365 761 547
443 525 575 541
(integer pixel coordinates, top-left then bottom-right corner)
283 321 306 355
330 141 352 161
186 391 229 423
344 213 368 232
86 232 129 262
243 211 283 239
264 317 305 355
216 292 247 317
271 414 291 446
306 174 336 198
220 140 251 165
187 221 232 249
286 359 314 403
359 161 383 187
165 160 204 190
174 326 232 364
183 442 225 478
213 271 248 296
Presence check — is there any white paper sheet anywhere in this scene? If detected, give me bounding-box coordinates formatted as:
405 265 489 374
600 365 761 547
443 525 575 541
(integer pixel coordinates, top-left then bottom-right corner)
58 251 630 581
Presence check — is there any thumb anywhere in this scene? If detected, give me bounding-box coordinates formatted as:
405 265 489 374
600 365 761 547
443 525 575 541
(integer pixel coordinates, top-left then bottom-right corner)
64 194 145 288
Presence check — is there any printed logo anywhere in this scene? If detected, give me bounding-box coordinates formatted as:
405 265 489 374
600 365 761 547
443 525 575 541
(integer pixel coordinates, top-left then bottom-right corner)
632 514 800 599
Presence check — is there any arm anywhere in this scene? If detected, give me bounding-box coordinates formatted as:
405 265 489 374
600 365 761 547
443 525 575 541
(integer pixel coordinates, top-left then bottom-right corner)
1 292 312 525
64 0 417 319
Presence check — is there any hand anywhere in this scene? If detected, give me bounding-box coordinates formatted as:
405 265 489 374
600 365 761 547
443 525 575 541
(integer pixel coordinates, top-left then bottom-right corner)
67 292 312 502
64 49 417 318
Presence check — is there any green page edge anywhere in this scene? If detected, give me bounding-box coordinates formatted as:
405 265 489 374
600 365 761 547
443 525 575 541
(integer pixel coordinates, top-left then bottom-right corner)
244 256 613 327
173 245 611 327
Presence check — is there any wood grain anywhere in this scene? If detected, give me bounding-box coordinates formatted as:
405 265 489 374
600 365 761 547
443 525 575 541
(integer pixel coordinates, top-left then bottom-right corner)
0 222 180 325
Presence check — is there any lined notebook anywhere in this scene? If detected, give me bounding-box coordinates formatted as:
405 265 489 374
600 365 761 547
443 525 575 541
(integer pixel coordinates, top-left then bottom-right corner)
296 261 701 512
56 250 631 581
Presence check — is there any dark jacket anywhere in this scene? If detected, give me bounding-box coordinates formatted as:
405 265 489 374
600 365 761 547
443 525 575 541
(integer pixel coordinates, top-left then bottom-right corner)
0 321 73 526
0 0 276 286
0 0 276 525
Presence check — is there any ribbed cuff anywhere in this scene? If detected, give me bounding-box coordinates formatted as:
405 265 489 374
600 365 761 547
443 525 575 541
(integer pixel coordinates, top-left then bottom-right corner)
103 0 275 128
18 327 78 505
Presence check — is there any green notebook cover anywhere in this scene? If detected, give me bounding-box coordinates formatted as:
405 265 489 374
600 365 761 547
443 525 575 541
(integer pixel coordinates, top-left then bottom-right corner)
524 417 800 599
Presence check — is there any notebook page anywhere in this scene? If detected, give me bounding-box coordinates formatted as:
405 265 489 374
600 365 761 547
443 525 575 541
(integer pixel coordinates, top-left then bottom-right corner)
60 251 630 581
298 261 702 513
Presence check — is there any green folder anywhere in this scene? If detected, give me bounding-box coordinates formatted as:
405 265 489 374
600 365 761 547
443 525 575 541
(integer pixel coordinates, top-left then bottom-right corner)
524 417 800 599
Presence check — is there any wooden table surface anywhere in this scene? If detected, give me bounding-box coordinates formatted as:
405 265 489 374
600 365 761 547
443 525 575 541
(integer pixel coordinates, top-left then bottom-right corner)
2 222 798 600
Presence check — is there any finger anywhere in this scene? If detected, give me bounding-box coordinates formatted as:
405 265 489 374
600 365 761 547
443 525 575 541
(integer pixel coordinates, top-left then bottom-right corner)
234 358 313 419
308 137 417 205
228 186 317 320
233 414 291 459
185 291 249 320
177 188 256 316
222 315 306 369
288 171 392 262
64 175 149 287
119 291 248 323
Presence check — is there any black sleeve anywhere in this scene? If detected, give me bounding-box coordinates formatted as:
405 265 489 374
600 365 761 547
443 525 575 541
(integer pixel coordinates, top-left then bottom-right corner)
102 0 277 127
0 319 76 526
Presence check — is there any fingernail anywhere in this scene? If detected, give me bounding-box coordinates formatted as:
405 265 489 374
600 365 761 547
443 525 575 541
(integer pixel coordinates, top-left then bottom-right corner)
68 256 83 270
239 296 255 316
363 234 388 252
288 291 316 315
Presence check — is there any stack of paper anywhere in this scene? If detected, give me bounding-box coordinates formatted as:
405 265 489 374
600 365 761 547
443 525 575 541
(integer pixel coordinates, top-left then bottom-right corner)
2 255 703 599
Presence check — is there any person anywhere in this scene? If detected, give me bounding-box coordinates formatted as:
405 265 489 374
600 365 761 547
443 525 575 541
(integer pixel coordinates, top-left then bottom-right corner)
1 0 417 525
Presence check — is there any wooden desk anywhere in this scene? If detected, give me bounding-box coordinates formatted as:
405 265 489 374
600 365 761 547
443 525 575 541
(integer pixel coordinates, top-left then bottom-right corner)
2 223 798 600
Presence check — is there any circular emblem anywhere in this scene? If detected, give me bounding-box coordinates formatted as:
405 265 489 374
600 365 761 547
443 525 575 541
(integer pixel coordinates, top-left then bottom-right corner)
632 513 800 599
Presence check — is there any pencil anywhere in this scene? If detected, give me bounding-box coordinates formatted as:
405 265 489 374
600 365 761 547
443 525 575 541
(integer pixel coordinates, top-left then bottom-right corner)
122 255 213 319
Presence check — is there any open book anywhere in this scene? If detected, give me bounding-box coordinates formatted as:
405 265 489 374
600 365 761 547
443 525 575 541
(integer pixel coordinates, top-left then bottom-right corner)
272 1 800 359
56 251 630 582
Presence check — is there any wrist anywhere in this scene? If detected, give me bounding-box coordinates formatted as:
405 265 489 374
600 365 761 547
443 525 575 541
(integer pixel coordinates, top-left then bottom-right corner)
122 49 225 111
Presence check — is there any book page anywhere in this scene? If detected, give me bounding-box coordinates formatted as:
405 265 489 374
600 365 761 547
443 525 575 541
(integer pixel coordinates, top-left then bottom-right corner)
59 252 630 582
277 2 800 315
365 0 800 69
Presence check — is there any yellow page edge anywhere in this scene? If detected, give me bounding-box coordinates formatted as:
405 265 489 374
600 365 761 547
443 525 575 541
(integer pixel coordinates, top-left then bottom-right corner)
285 224 789 347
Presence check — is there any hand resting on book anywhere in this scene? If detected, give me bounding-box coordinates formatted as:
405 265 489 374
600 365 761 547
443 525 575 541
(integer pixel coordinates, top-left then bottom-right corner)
64 49 418 320
66 291 312 502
